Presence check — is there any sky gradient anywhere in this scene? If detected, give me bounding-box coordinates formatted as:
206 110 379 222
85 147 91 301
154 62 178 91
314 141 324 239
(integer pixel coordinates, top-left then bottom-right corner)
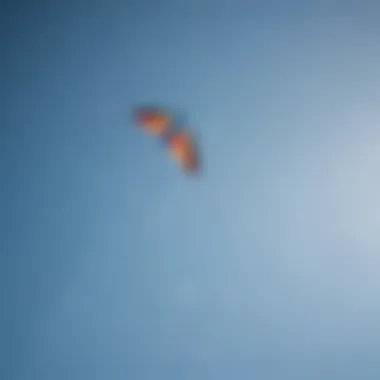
2 1 380 379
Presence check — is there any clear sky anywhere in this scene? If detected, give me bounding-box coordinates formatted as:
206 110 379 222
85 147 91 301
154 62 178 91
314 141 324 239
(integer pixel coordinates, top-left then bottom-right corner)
2 1 380 379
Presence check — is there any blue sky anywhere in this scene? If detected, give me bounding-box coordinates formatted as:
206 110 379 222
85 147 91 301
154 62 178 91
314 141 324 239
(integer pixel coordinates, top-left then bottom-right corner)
2 1 380 379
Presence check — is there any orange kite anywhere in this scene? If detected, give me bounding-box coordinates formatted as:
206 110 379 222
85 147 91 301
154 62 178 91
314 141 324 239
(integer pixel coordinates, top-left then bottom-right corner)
134 106 200 174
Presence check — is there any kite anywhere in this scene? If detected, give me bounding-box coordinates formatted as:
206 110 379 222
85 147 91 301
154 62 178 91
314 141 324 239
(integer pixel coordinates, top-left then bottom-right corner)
133 106 200 174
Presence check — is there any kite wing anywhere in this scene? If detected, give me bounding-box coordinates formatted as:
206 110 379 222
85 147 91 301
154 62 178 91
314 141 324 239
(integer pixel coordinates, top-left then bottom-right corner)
134 107 172 136
166 130 199 173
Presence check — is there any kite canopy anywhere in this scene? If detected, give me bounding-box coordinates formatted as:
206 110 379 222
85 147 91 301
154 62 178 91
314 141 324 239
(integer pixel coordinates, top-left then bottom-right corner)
133 106 200 175
134 106 172 136
166 131 198 173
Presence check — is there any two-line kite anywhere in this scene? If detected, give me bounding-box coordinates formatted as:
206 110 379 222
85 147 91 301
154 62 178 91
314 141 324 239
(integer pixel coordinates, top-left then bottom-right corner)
134 106 200 174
